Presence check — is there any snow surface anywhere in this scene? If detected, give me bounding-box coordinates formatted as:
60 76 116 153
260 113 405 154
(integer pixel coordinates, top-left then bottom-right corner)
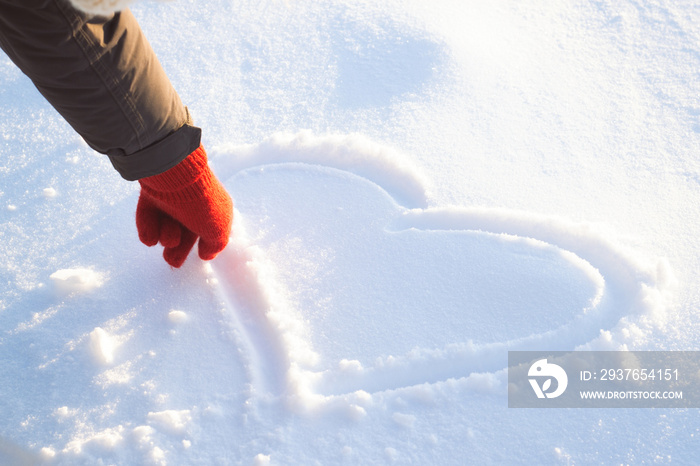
1 0 699 464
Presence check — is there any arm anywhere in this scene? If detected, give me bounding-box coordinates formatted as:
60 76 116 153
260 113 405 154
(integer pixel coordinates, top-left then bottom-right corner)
0 0 232 267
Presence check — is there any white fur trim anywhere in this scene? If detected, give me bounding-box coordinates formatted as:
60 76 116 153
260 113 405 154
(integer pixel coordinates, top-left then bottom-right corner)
68 0 136 15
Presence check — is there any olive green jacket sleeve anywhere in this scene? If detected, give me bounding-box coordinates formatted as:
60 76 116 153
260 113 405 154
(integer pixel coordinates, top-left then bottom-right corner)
0 0 200 180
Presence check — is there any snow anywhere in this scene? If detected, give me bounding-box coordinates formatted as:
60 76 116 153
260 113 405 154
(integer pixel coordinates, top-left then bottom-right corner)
88 327 119 366
1 0 699 464
50 268 104 295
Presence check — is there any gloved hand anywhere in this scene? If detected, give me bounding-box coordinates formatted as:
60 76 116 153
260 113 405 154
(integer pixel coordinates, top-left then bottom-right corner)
136 145 233 268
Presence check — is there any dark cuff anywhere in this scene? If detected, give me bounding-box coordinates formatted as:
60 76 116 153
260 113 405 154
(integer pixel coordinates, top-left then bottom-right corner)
107 124 202 181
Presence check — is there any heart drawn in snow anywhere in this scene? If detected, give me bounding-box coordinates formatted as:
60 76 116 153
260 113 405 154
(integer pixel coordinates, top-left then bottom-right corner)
209 132 674 413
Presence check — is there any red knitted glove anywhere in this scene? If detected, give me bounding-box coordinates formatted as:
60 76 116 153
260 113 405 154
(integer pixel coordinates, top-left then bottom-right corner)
136 145 233 268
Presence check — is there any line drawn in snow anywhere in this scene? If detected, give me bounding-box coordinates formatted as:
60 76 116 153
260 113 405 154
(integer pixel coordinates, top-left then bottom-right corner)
209 131 676 415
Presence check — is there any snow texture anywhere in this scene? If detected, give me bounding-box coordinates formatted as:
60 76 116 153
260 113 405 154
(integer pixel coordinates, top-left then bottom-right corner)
1 0 699 464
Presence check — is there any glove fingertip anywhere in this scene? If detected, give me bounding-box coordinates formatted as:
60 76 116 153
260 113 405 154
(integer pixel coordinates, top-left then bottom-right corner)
163 249 188 268
163 229 198 268
136 216 160 247
198 236 230 261
136 198 161 247
159 216 182 249
140 234 159 247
